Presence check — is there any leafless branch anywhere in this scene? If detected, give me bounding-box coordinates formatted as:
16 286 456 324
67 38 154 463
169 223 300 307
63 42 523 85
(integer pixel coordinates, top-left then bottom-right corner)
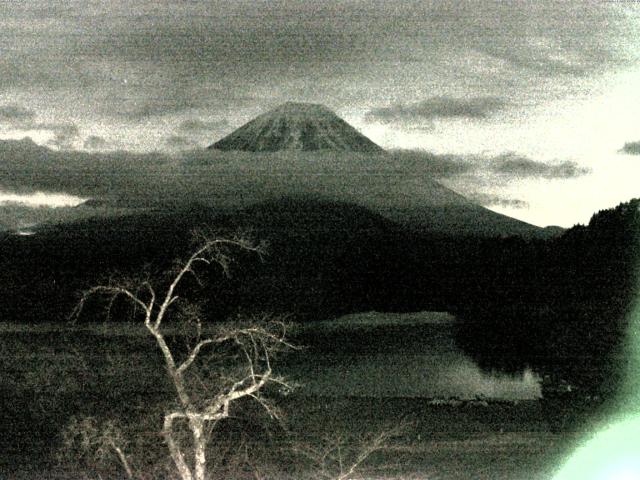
176 339 216 375
293 425 406 480
68 233 292 480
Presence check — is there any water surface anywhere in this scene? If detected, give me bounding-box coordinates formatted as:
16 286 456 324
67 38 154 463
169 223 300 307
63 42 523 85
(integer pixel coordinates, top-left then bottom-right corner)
286 311 541 400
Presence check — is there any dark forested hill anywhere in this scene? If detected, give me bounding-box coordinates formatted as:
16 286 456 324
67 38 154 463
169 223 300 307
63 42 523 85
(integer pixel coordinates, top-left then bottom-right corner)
454 199 640 396
0 198 418 323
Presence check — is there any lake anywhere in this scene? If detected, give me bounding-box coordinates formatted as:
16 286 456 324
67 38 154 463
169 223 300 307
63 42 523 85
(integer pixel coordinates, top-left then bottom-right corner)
285 311 542 400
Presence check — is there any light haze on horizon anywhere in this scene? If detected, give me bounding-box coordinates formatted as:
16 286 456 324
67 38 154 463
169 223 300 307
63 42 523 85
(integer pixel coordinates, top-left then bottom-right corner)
1 1 640 227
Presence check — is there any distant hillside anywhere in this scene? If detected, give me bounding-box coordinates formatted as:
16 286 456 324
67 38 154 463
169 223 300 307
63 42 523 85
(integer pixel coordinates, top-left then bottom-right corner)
455 198 640 396
208 102 385 153
383 205 554 238
0 199 413 322
1 195 549 324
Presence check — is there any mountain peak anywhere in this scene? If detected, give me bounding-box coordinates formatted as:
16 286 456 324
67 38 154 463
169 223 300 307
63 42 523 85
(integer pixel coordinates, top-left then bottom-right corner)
208 102 385 153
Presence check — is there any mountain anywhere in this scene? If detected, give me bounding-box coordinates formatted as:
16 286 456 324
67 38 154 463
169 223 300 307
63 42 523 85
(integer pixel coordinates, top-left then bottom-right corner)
204 102 554 238
208 102 385 153
0 108 557 240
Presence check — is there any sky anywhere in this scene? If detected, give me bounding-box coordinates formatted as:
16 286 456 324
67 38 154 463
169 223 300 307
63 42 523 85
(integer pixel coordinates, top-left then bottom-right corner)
1 1 640 227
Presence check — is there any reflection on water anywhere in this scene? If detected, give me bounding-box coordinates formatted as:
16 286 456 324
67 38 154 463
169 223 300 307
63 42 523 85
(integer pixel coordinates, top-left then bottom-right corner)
286 311 542 400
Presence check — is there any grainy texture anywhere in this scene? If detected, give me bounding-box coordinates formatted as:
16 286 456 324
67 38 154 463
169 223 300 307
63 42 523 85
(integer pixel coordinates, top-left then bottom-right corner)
1 2 639 479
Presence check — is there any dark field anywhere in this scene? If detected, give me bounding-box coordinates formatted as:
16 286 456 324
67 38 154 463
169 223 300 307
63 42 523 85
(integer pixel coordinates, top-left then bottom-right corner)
0 315 608 479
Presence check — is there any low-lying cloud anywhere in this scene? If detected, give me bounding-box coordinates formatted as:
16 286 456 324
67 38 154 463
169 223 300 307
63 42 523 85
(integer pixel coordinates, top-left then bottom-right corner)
389 149 590 181
0 104 37 124
165 135 197 149
83 135 108 150
488 152 591 179
46 123 81 149
0 103 81 148
0 138 460 213
467 192 529 209
366 96 507 124
0 190 86 208
387 149 588 212
0 139 589 234
179 118 230 133
621 141 640 155
386 150 474 178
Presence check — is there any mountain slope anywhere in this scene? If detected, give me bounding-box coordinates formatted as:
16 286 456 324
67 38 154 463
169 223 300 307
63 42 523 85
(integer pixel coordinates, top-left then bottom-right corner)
0 106 553 239
208 102 385 153
203 103 551 237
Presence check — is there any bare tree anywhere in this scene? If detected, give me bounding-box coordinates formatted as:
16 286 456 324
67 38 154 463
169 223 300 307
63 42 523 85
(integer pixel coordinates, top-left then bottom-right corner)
293 426 406 480
59 416 135 479
71 235 295 480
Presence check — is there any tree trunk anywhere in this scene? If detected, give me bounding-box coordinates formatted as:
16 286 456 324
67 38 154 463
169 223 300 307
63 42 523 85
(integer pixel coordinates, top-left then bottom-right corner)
109 440 134 479
191 417 208 480
164 414 194 480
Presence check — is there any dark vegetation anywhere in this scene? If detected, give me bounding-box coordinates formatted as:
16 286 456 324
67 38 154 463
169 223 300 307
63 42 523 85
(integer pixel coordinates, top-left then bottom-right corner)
454 199 640 398
0 197 638 398
0 197 637 478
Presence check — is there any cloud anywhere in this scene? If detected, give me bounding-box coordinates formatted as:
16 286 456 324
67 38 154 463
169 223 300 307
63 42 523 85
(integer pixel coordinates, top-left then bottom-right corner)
44 123 81 149
120 97 201 120
0 190 86 208
621 141 640 155
0 139 464 212
480 40 592 76
474 3 633 77
165 135 197 149
489 152 590 179
389 149 590 181
0 138 594 230
467 192 529 209
179 118 230 133
386 149 584 213
0 104 81 148
387 149 474 177
0 138 175 203
366 96 507 124
0 1 635 155
163 120 231 151
83 135 108 150
0 104 37 124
